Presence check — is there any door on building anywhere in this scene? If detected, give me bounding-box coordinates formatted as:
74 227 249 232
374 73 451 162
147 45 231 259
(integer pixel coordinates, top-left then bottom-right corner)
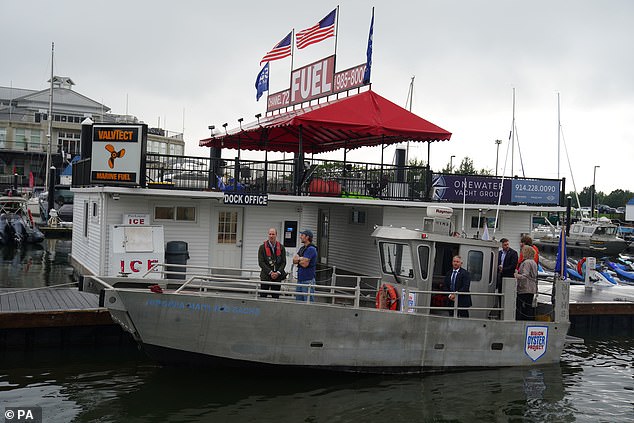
317 208 330 264
213 208 243 268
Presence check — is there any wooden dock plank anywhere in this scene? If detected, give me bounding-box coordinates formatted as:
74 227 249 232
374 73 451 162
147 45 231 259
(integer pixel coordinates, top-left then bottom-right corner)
0 292 10 312
46 289 67 309
0 288 100 312
31 290 46 310
49 289 71 309
6 293 18 313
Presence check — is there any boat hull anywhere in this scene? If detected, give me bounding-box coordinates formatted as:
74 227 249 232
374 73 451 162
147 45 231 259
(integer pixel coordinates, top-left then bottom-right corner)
106 289 569 373
535 237 627 257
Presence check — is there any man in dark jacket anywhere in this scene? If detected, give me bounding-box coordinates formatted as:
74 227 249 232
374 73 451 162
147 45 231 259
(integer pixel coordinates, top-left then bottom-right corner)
443 255 472 317
498 238 518 292
258 228 286 298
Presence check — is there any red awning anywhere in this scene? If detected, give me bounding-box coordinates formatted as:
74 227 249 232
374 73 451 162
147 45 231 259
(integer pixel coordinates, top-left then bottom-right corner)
199 90 451 154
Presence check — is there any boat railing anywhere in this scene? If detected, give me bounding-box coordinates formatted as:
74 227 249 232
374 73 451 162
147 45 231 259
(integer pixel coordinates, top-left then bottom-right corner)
402 288 507 319
93 270 569 324
141 262 261 280
170 274 363 305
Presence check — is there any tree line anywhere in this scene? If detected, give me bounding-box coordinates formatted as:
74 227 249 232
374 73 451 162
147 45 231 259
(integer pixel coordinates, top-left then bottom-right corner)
565 187 633 209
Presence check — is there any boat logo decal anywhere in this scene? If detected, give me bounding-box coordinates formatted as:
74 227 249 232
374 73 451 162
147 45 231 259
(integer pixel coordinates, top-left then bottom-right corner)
105 144 126 169
525 325 548 361
145 299 260 316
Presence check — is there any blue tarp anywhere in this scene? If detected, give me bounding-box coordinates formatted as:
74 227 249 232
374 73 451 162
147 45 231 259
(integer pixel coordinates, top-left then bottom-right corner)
60 156 81 176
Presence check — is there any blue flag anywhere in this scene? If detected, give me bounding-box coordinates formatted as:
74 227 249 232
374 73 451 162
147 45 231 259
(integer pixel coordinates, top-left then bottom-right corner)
363 8 374 85
554 227 567 279
255 62 269 101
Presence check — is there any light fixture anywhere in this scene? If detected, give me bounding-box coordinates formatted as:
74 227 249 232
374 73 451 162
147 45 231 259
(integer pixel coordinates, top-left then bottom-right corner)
238 117 244 130
222 122 228 134
208 125 215 136
255 113 261 124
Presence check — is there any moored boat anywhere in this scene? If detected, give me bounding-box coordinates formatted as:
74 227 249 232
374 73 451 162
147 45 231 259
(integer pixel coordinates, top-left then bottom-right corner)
0 196 45 245
533 218 628 257
86 219 572 373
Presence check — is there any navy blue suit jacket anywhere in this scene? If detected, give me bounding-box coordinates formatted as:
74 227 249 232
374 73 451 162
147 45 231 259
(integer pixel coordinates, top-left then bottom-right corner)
443 267 472 308
499 248 518 278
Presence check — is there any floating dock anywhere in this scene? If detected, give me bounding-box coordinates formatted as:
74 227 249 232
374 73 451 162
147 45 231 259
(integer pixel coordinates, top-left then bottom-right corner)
0 287 130 348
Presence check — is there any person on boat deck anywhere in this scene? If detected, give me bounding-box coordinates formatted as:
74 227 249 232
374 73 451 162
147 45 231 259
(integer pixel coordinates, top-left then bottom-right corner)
258 227 287 299
293 229 317 302
515 245 538 321
518 235 539 268
498 238 518 293
443 255 472 317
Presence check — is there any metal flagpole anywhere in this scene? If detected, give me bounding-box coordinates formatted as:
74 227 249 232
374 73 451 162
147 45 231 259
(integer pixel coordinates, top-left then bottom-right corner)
44 42 54 191
334 5 340 57
290 29 295 76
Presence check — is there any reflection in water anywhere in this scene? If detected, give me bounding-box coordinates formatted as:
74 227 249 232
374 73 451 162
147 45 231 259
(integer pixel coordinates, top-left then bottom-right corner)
5 340 634 423
0 240 74 288
0 347 571 423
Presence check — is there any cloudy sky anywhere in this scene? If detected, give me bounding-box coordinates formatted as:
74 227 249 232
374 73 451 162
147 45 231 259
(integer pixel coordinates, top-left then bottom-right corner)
4 0 633 194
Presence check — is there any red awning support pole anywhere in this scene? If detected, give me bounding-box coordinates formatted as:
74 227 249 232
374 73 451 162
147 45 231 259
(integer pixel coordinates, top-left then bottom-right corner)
264 139 268 193
380 136 385 180
295 125 304 195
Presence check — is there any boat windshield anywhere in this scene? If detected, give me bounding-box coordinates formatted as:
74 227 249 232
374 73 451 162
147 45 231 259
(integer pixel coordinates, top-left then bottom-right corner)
379 242 414 279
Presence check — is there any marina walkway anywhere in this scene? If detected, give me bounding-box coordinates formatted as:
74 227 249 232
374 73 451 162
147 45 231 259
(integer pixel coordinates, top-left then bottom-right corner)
0 287 112 330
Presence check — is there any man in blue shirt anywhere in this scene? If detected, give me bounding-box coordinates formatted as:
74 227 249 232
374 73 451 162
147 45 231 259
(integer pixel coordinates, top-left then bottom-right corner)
293 229 317 302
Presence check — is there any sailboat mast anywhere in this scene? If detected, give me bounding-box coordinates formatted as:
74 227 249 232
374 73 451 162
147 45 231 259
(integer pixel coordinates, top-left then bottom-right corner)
405 76 415 163
557 93 561 179
510 88 515 176
44 42 54 191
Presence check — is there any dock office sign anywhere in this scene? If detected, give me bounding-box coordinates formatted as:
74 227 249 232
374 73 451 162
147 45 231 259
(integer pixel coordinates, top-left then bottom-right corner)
223 193 269 206
90 124 147 186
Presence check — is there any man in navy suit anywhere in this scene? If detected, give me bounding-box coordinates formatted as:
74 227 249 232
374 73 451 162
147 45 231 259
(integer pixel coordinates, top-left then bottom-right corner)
443 255 472 317
497 238 518 293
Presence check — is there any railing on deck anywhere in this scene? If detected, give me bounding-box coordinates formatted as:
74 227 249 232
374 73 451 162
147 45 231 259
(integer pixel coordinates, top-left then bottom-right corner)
73 153 432 201
90 267 569 324
71 153 565 205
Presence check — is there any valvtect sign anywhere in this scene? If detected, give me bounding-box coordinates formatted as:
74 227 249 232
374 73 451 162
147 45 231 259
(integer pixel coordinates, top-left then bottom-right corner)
90 124 147 186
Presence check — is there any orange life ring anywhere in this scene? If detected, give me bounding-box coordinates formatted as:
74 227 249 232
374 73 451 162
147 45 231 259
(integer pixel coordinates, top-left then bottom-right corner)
577 257 587 276
375 283 399 310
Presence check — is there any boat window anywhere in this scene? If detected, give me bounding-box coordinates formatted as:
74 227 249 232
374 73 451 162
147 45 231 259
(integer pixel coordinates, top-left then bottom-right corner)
582 227 594 234
379 242 414 279
605 227 617 235
466 250 483 282
572 226 581 234
417 245 430 280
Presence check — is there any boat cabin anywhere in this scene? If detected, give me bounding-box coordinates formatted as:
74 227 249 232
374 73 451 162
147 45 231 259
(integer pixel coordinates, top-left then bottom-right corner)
372 223 498 319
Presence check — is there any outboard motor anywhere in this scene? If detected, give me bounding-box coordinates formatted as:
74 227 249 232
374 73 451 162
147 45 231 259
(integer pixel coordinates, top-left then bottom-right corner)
9 216 25 245
0 214 8 244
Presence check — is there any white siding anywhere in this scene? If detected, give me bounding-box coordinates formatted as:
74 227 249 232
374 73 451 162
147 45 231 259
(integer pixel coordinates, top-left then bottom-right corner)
241 203 301 274
383 206 427 230
71 193 105 275
494 211 533 251
326 205 383 275
300 203 319 241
